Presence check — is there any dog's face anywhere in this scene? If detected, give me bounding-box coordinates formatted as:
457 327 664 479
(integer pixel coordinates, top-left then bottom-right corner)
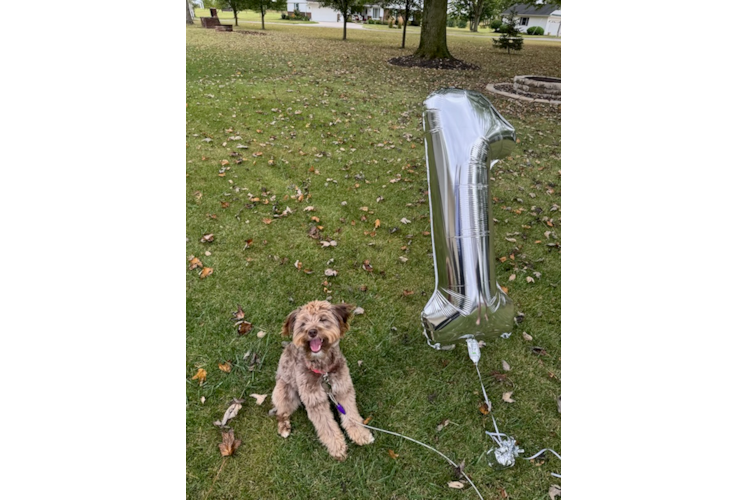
282 301 354 356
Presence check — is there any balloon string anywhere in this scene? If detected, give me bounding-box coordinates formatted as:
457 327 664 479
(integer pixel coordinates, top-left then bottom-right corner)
471 344 560 477
352 420 485 500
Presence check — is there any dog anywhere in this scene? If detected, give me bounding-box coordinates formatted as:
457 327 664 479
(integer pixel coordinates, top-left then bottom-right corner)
271 301 374 460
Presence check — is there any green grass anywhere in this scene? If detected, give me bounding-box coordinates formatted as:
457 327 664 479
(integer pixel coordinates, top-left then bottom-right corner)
187 23 560 500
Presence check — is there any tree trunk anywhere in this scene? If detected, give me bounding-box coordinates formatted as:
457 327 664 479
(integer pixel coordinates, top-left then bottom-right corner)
186 0 193 24
261 6 265 29
471 0 484 32
401 5 409 48
233 8 238 26
413 0 452 59
343 16 347 40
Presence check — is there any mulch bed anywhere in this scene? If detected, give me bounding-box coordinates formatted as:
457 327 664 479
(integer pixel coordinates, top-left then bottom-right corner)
388 55 479 71
235 30 267 35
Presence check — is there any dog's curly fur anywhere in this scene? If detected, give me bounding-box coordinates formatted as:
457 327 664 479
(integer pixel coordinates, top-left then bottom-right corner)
271 301 374 460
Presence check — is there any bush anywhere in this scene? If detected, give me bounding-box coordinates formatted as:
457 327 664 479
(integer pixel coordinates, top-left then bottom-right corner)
526 26 544 35
490 19 502 31
388 18 394 28
447 18 456 27
281 13 287 19
409 20 419 26
457 19 467 28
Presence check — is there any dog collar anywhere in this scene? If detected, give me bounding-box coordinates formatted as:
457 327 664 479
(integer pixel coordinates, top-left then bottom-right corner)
310 367 325 375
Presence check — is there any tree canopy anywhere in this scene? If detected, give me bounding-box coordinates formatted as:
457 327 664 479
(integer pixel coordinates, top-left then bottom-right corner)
317 0 365 40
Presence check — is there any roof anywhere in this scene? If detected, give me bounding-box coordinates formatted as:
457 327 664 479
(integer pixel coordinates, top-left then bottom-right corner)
502 3 560 16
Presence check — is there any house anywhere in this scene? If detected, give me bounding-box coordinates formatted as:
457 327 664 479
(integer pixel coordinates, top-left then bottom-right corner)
286 2 392 22
502 3 561 36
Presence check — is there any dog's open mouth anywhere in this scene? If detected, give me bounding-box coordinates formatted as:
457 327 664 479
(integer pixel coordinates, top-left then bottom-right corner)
309 337 323 353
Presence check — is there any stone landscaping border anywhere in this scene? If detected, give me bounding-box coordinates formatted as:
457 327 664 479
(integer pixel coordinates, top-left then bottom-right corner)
485 83 561 105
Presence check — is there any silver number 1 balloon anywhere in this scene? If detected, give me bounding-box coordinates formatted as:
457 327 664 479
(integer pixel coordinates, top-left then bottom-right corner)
421 89 517 347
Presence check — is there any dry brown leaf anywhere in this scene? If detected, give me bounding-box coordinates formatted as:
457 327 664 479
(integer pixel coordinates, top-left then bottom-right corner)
303 206 315 212
236 321 253 335
200 233 215 243
214 398 244 427
200 267 214 279
478 402 490 415
256 330 267 339
436 419 450 432
402 290 414 296
374 219 380 229
526 276 535 283
219 429 241 457
388 449 399 459
549 484 561 500
502 392 515 403
363 415 372 425
218 361 232 373
262 218 273 225
244 239 253 249
508 274 516 281
220 201 230 208
522 332 533 341
400 217 411 224
232 305 245 321
352 307 365 315
191 368 207 385
502 360 511 372
325 269 338 277
294 260 302 270
448 481 464 489
188 257 203 270
399 256 408 263
249 393 267 405
362 260 373 272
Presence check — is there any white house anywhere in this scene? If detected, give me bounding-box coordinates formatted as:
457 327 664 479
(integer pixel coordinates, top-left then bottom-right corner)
502 3 561 36
286 2 390 22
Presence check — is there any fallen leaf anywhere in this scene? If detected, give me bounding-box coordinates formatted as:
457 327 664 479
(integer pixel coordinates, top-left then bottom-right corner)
200 396 206 404
532 346 548 356
219 429 241 457
236 321 253 335
218 361 232 373
362 260 373 272
374 219 381 229
526 276 535 283
498 487 509 499
505 237 517 243
295 260 302 270
363 415 372 425
402 290 414 296
244 239 253 249
522 332 533 341
200 233 215 243
232 305 245 321
256 330 267 339
188 257 203 270
478 402 490 415
325 268 338 277
191 368 207 385
262 218 273 225
399 256 408 263
388 449 399 459
549 484 561 500
502 360 511 372
352 307 365 315
303 206 315 212
502 392 515 403
447 481 464 489
199 267 214 279
436 419 450 432
400 217 411 224
499 256 508 263
214 398 245 427
508 274 516 281
249 393 267 405
358 360 364 367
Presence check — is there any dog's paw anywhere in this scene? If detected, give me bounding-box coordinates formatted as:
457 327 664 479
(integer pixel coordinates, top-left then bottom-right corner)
331 449 348 461
348 425 375 446
278 421 291 438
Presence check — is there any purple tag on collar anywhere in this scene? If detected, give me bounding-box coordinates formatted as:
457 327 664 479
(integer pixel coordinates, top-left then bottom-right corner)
337 404 346 415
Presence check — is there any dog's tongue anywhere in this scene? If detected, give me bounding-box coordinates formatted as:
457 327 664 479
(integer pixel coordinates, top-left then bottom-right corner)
310 337 323 352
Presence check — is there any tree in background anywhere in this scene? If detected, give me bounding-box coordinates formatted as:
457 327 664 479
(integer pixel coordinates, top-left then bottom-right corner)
187 0 194 24
383 0 423 48
219 0 250 26
450 0 513 32
246 0 286 29
413 0 451 59
317 0 363 40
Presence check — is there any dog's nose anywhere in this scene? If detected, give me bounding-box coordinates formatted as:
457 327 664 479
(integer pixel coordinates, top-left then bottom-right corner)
308 329 318 338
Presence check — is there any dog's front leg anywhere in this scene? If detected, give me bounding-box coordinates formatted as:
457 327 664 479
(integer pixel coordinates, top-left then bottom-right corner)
331 370 375 446
301 389 348 460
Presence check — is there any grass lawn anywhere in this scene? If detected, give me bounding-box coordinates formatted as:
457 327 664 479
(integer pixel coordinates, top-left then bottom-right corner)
187 23 560 500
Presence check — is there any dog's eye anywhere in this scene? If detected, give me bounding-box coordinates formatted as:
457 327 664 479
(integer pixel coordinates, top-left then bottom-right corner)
320 318 328 323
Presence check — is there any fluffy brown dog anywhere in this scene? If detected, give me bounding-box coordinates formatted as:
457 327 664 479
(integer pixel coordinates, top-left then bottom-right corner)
271 301 374 460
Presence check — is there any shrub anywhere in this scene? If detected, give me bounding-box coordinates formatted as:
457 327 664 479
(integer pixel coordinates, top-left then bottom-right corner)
388 18 394 28
409 20 419 26
490 19 502 31
281 13 287 19
457 19 467 28
526 26 544 35
447 17 456 27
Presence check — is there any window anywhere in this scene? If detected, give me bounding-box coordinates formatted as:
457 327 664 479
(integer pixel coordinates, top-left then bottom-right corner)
294 3 300 10
373 7 380 19
520 17 529 26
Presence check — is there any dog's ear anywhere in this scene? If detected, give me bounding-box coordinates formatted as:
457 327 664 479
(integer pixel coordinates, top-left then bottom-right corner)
332 303 355 334
281 309 298 336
